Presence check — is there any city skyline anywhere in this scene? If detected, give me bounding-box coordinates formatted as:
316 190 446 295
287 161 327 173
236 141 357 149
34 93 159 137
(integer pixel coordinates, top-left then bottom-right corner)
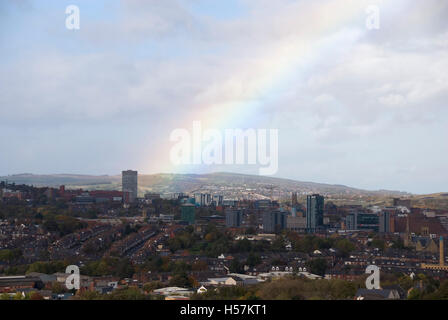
3 0 448 307
1 0 448 194
0 170 421 195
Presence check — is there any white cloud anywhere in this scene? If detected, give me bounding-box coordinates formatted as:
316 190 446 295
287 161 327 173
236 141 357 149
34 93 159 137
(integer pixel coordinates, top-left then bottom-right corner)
1 0 448 192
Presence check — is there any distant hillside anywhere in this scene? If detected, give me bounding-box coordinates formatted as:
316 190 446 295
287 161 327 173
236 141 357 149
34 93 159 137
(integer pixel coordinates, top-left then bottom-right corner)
0 173 119 187
0 172 410 197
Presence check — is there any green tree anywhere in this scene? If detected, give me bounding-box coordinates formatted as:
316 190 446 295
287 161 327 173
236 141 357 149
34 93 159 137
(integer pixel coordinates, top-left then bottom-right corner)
0 293 10 300
246 253 261 268
306 258 328 276
334 239 355 257
13 292 23 300
106 287 147 300
142 281 163 292
371 238 386 251
169 272 194 288
229 258 244 273
407 288 421 300
78 290 103 300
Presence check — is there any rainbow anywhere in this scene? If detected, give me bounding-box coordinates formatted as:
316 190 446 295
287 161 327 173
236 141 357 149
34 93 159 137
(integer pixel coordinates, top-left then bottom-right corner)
141 0 392 174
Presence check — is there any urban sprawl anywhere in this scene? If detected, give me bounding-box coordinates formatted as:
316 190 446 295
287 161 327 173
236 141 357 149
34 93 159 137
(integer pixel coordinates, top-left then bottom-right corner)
1 170 448 300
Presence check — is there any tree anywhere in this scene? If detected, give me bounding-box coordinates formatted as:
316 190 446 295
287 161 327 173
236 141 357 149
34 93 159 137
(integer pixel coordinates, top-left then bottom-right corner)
293 235 316 253
330 279 357 299
233 238 252 253
0 249 22 263
13 292 23 300
397 275 414 291
29 292 44 300
143 281 163 293
245 227 256 235
246 253 261 268
50 281 68 294
106 287 147 300
192 260 208 272
371 238 386 251
335 239 355 257
407 288 421 300
306 258 328 276
391 237 406 250
169 273 194 288
425 280 448 299
171 260 191 274
271 237 285 252
229 258 244 273
27 261 66 274
78 290 103 300
0 293 10 300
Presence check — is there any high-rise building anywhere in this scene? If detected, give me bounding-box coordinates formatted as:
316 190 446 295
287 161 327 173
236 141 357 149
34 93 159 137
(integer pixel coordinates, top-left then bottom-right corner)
345 213 357 230
174 192 187 200
181 203 196 225
122 170 138 203
287 216 307 232
379 211 391 233
212 194 223 206
194 193 201 205
225 209 242 228
306 194 324 233
346 212 380 232
291 192 298 206
254 199 272 209
194 193 212 206
356 213 379 232
263 210 286 233
291 207 297 217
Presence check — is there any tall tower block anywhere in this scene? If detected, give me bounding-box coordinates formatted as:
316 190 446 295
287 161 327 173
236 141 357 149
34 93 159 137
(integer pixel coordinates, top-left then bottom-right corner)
122 170 138 203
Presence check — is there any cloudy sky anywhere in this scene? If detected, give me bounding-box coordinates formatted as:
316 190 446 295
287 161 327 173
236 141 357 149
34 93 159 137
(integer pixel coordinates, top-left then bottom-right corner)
1 0 447 194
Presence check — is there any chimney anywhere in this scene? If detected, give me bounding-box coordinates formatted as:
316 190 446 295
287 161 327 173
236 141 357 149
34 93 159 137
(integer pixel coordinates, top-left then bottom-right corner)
440 236 445 267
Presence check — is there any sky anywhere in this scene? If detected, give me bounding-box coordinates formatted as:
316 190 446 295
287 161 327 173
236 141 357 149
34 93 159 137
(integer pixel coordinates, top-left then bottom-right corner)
0 0 448 194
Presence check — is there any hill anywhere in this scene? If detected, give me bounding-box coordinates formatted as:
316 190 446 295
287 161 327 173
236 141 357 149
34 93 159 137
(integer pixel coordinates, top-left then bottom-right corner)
0 172 410 200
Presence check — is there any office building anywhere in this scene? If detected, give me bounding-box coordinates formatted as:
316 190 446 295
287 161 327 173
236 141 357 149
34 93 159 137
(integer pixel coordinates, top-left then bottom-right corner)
379 211 393 233
306 194 324 233
174 193 188 200
181 204 196 225
263 210 286 233
194 193 212 206
225 209 242 228
345 213 356 230
212 194 223 206
357 213 379 232
122 170 138 203
254 199 272 209
346 212 379 232
291 192 298 206
291 207 297 217
287 216 307 232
